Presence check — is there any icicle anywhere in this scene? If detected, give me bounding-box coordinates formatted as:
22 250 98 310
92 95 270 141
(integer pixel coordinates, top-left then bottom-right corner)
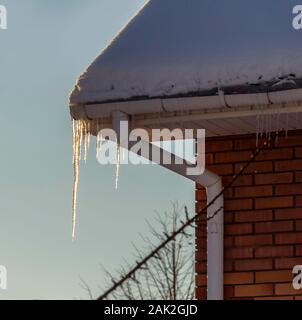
115 143 121 190
268 113 272 140
260 105 264 138
265 114 269 139
87 120 91 151
72 120 81 240
96 119 104 159
78 120 83 161
83 121 88 162
256 108 260 147
275 112 280 146
71 118 95 240
285 112 289 138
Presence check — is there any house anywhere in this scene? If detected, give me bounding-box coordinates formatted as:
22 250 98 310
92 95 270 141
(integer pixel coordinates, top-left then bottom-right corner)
69 0 302 300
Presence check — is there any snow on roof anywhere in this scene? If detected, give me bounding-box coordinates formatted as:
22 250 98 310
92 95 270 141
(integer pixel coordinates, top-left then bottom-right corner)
70 0 302 109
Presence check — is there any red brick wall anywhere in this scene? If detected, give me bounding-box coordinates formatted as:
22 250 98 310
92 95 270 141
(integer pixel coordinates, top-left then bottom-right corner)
196 130 302 300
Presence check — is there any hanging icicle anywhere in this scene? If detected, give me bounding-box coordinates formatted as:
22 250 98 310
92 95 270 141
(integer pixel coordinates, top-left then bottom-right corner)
115 143 121 191
72 118 97 240
72 117 123 238
256 106 261 147
72 120 81 240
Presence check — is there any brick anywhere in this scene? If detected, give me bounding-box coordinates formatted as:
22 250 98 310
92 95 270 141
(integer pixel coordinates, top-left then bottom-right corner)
225 199 253 211
234 284 273 297
275 208 302 220
235 259 273 271
255 197 293 209
207 164 233 176
196 249 206 262
224 286 235 299
195 201 206 213
275 283 300 296
195 226 206 238
234 186 272 198
215 151 252 164
235 234 273 247
256 270 293 283
196 287 207 299
196 237 207 249
196 189 206 201
225 223 253 235
195 263 206 274
224 212 234 223
296 245 302 256
205 153 213 164
275 257 302 269
235 161 273 174
222 175 253 187
255 296 294 300
255 221 294 234
275 159 302 172
275 233 302 245
255 172 293 185
297 196 302 207
224 260 234 272
275 184 302 196
278 136 302 147
222 187 234 200
206 140 233 153
224 272 254 285
224 236 234 248
225 247 254 259
297 220 302 231
296 172 302 182
234 138 258 150
234 210 273 223
255 246 293 258
257 148 293 161
296 147 302 158
196 274 207 286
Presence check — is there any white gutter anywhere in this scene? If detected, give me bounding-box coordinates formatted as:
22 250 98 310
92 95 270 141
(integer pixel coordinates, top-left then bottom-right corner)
70 87 302 120
112 111 224 300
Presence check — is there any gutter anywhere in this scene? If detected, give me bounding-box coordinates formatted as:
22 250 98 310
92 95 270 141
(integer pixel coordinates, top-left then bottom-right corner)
112 111 224 300
71 87 302 121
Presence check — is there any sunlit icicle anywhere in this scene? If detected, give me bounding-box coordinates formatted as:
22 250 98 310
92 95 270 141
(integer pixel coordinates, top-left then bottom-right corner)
72 120 81 240
72 119 93 240
115 143 121 191
87 120 91 153
78 121 83 161
83 121 88 162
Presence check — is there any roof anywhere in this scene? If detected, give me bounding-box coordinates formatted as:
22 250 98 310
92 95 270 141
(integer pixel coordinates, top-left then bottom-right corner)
69 0 302 136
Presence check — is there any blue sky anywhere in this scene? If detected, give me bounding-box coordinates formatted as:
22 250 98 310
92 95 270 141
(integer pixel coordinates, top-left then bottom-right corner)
0 0 194 300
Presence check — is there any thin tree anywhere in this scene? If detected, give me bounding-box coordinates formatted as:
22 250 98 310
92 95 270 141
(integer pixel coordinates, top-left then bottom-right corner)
101 202 195 300
80 203 195 300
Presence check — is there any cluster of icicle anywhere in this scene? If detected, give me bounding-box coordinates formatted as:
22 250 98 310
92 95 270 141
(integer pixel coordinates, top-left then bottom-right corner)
255 110 300 146
72 119 121 240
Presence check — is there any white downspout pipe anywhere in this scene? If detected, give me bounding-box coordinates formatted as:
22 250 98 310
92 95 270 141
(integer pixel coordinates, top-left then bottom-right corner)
112 111 224 300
